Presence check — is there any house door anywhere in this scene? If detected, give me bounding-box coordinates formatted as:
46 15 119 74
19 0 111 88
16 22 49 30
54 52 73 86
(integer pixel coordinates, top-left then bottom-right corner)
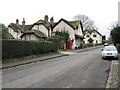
67 39 72 49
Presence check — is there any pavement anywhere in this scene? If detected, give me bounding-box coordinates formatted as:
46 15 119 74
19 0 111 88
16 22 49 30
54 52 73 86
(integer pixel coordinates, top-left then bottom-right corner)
106 55 120 88
2 45 102 69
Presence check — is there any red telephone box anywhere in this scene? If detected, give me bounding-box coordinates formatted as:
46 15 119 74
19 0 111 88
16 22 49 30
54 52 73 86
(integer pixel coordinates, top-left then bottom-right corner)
67 39 72 49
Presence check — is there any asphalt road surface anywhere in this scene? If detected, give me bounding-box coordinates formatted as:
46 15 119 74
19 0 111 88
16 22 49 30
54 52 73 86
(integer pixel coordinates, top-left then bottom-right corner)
2 47 111 88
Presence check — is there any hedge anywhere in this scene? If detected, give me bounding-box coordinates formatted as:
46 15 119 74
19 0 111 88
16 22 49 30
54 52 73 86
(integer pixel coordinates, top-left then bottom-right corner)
47 37 59 51
2 40 58 60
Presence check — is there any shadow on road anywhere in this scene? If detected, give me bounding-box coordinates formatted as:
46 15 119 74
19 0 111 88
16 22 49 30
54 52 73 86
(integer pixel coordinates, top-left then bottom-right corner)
102 57 118 61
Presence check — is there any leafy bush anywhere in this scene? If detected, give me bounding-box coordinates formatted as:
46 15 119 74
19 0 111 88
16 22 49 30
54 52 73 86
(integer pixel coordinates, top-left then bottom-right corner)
2 40 58 60
47 37 59 52
116 44 120 53
48 35 66 49
110 26 120 44
55 30 69 41
1 24 14 39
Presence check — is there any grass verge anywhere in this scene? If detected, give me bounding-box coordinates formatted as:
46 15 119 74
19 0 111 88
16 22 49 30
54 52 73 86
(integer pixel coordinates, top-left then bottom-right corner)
2 52 59 64
58 49 73 51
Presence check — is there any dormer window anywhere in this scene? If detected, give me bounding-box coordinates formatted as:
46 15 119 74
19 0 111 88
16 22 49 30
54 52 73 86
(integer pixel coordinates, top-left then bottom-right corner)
93 34 97 37
86 35 89 38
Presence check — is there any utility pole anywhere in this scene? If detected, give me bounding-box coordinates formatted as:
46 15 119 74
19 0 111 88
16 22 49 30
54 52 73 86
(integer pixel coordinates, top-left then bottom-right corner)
118 1 120 26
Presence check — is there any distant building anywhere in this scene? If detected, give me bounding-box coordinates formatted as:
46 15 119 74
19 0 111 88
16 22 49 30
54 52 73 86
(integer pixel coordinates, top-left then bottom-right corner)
83 30 102 45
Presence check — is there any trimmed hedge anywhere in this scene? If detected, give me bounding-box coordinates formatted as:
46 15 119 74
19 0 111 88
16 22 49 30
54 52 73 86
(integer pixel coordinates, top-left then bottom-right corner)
2 40 58 60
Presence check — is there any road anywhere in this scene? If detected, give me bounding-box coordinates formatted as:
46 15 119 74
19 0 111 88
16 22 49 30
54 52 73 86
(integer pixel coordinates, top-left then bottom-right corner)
2 47 111 88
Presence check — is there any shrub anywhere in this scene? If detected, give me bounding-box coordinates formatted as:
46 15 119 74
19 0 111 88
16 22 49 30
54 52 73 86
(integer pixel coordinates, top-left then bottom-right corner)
116 44 120 53
111 26 120 44
47 35 66 49
47 37 59 52
2 40 58 60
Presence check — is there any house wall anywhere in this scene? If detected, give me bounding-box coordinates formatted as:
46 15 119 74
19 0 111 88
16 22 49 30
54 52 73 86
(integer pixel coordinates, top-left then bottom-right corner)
74 25 83 36
91 32 102 44
8 27 22 39
75 38 82 48
21 34 39 41
32 24 48 37
52 21 76 49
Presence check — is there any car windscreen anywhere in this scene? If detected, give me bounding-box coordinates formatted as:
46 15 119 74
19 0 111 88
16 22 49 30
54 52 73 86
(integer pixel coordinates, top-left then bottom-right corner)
104 46 117 51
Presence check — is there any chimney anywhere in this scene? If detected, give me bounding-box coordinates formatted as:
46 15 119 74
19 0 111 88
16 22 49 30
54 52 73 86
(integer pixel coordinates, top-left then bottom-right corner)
50 17 54 24
22 18 25 31
16 19 19 24
44 15 49 22
22 18 25 25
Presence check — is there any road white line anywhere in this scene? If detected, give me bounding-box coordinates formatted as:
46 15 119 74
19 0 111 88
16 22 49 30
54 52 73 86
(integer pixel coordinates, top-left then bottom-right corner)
66 84 72 88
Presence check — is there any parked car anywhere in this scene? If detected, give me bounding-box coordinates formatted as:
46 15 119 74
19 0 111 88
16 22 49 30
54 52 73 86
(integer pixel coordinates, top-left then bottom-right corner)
104 43 109 46
102 46 118 59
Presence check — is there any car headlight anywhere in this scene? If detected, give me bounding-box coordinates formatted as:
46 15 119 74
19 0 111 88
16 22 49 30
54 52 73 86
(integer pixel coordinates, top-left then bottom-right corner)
102 53 106 55
114 53 118 55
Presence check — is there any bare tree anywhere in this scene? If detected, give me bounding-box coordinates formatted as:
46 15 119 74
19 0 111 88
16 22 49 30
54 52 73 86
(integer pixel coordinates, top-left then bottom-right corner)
73 14 97 31
108 21 119 30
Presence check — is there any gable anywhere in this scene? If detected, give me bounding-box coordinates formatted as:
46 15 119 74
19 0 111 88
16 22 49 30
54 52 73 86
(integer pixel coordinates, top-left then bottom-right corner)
20 30 47 38
84 30 102 36
53 20 75 34
30 23 48 30
8 23 22 32
52 18 75 30
30 23 49 36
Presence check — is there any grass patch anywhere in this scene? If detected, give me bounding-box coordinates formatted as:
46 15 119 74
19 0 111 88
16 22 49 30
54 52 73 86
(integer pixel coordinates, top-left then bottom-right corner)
83 44 101 48
2 52 59 64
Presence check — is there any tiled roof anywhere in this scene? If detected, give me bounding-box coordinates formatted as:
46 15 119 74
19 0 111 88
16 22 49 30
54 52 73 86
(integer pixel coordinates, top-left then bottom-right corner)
88 38 94 42
35 19 56 27
75 34 85 39
24 25 32 30
69 21 80 28
34 30 47 37
52 18 83 32
8 23 32 32
52 18 76 30
34 18 83 33
23 30 47 38
8 23 22 32
84 30 102 36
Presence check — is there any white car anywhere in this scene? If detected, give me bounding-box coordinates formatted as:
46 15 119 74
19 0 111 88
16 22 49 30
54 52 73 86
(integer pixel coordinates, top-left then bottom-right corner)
104 43 109 46
102 46 118 59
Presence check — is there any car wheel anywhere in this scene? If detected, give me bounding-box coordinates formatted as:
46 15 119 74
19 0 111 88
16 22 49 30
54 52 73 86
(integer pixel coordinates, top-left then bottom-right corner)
102 57 104 59
115 57 118 60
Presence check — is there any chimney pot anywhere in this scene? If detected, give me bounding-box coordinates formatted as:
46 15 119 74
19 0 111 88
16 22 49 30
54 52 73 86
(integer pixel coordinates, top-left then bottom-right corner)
50 17 54 23
16 19 19 24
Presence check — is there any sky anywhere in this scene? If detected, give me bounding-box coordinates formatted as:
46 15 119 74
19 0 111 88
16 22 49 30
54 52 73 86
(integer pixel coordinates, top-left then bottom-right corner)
0 0 119 39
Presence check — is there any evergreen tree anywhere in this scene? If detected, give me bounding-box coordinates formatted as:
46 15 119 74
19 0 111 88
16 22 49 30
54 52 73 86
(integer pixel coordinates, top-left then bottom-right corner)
110 26 120 44
1 24 13 39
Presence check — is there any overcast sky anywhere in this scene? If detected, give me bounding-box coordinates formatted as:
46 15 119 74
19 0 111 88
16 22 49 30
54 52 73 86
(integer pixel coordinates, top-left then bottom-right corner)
0 0 119 39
